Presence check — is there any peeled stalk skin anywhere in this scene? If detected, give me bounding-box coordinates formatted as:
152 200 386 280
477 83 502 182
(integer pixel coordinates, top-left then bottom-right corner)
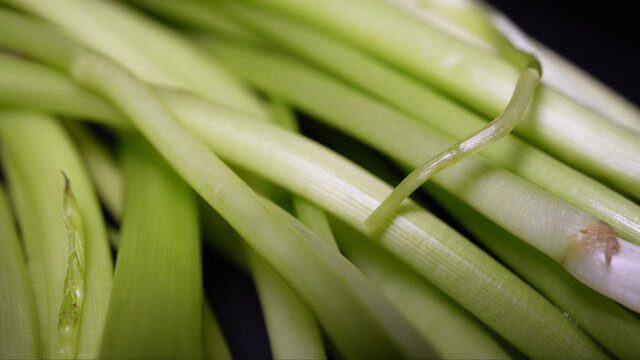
427 185 640 359
197 5 640 244
162 96 609 359
0 183 39 359
0 11 436 359
332 219 512 359
236 0 640 199
1 0 268 118
0 111 112 359
100 138 203 359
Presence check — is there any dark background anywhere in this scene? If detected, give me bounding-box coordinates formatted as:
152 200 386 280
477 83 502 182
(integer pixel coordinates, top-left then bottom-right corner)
206 1 639 359
485 0 639 105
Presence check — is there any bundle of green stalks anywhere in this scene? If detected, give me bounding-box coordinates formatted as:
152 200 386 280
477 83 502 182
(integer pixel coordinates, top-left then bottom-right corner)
1 0 639 359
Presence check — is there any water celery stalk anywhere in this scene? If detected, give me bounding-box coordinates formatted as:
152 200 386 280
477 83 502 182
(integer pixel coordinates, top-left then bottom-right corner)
427 184 640 359
367 64 540 227
58 133 228 358
0 111 112 359
100 137 203 359
268 98 339 250
159 94 608 358
204 39 640 308
236 0 640 199
0 0 267 118
201 3 640 244
332 220 512 359
0 183 39 359
0 48 615 357
0 67 606 357
0 10 434 358
246 100 328 359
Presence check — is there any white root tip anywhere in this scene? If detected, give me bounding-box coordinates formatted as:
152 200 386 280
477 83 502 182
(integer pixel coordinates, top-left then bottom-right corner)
563 222 640 313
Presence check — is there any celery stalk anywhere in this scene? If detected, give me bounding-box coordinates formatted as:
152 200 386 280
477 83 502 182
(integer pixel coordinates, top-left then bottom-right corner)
236 0 640 199
332 219 512 359
1 0 267 118
0 11 435 358
194 4 640 244
100 137 203 359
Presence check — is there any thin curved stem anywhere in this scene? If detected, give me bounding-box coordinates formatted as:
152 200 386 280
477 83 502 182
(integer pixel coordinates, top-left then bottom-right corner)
366 66 540 228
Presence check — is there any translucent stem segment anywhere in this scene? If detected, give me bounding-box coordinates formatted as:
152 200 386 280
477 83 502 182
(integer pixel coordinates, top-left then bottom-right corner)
366 65 540 228
57 175 86 359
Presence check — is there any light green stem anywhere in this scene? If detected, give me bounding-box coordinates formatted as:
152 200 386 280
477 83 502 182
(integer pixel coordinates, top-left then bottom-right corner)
125 0 261 43
0 183 39 359
246 248 327 359
427 184 640 359
366 66 540 228
269 98 338 250
0 10 434 358
100 137 203 359
0 111 112 359
199 3 640 244
236 0 640 199
2 0 267 118
160 94 608 358
386 0 640 134
333 219 512 359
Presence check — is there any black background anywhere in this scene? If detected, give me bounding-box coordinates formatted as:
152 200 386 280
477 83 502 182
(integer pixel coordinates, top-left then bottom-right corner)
206 1 639 359
485 0 639 105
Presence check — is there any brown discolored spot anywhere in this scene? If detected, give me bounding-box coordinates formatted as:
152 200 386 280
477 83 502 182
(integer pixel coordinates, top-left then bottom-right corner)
577 222 620 265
